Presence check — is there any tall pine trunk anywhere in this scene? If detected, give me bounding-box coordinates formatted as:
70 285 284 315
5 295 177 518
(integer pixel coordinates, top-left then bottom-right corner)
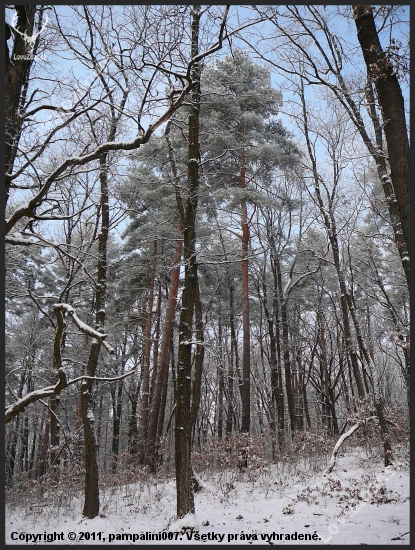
146 224 182 470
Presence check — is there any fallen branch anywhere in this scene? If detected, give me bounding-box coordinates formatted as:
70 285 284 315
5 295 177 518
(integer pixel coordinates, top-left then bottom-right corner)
324 416 377 474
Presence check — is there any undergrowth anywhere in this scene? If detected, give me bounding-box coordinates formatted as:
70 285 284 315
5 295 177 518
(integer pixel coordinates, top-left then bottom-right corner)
5 411 409 523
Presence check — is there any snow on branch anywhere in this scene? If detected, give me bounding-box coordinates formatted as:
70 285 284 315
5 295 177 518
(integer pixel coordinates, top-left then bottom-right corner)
6 303 123 423
53 303 114 354
283 264 321 300
5 235 38 246
5 369 136 424
68 368 136 386
5 386 57 424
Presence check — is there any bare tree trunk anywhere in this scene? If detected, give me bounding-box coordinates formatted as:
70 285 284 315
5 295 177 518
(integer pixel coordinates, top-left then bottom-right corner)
371 259 410 408
28 422 38 479
291 307 305 431
302 376 312 429
37 416 50 478
344 289 393 466
7 367 27 482
240 159 251 436
175 5 201 519
275 256 296 435
151 280 162 400
217 302 224 440
7 416 20 483
189 278 204 441
260 269 281 453
49 396 61 473
127 393 139 456
127 331 140 455
81 150 110 518
214 227 238 438
270 252 285 448
353 5 410 259
81 345 100 519
318 306 331 433
138 240 157 463
157 328 174 443
111 371 124 474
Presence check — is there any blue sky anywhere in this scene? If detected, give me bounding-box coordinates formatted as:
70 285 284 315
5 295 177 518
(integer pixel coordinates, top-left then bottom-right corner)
6 4 409 227
6 4 409 140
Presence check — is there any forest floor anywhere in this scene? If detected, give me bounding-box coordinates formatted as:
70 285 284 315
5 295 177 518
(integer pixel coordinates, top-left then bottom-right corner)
6 445 409 545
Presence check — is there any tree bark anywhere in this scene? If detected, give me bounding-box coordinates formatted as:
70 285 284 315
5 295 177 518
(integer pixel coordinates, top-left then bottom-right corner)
353 5 410 259
189 278 204 439
240 148 251 437
151 280 162 400
318 306 332 433
175 5 201 519
217 301 224 439
5 5 37 206
260 269 283 451
49 395 61 472
111 372 124 474
270 246 285 448
157 328 174 443
344 289 393 466
137 240 157 463
227 279 239 435
81 151 110 518
146 224 182 470
127 392 139 455
275 255 296 435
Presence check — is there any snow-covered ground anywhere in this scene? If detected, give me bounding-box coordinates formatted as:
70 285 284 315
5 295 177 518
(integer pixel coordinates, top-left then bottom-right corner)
6 446 409 545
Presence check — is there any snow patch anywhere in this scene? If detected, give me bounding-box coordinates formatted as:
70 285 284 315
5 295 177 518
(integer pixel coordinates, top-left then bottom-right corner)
169 513 199 533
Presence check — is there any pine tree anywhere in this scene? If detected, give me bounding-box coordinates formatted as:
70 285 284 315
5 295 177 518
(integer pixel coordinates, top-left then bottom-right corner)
200 50 300 440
